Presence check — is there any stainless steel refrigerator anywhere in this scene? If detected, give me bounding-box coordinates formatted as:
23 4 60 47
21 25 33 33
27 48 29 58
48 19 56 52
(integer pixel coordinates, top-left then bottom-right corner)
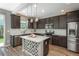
67 22 79 52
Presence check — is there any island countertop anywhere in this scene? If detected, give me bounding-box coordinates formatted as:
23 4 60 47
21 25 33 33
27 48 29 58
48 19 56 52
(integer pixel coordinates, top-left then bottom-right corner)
20 35 49 42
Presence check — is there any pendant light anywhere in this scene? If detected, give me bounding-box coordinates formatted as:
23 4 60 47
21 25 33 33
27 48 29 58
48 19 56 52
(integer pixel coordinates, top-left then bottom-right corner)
27 6 29 22
30 18 33 23
35 17 38 22
30 4 33 23
34 3 39 22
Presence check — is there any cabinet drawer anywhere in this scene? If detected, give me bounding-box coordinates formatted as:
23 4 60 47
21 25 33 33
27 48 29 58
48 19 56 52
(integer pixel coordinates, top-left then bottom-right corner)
67 41 76 51
52 35 67 48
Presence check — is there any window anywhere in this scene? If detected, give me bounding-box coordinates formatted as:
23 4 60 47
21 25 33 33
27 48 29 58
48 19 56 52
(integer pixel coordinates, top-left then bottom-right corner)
20 20 28 29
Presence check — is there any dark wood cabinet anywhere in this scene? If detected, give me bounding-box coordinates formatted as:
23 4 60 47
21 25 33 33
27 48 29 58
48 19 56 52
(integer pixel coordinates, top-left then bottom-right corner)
10 35 22 47
67 10 79 22
52 16 59 29
43 39 49 56
52 35 67 48
47 17 54 24
46 18 49 24
59 15 67 29
28 19 34 29
35 10 79 29
37 18 53 29
37 19 46 29
11 14 20 28
37 14 67 29
37 20 42 29
52 35 59 45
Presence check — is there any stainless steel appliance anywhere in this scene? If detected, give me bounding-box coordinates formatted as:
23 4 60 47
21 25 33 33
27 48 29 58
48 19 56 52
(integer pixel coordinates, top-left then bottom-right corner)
67 22 79 52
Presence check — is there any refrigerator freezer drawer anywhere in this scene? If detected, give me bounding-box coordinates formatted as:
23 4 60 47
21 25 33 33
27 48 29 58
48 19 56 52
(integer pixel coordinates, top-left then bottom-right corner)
67 41 76 51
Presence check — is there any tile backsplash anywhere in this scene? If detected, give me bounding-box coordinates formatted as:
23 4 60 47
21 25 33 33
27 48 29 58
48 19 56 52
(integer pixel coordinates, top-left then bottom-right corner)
10 29 66 36
35 29 66 36
10 29 34 35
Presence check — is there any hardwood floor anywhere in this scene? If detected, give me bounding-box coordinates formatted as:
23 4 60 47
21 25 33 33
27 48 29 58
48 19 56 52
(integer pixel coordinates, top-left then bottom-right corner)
48 45 79 56
0 45 79 56
0 46 30 56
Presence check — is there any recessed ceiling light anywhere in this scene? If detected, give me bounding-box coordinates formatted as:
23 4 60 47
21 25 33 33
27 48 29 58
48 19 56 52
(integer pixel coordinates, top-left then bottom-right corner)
33 4 37 8
42 9 45 13
61 10 66 14
22 10 25 13
61 10 65 12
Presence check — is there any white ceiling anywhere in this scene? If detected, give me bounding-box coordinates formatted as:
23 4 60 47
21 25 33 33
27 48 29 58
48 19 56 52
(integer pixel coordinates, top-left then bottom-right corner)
0 3 21 11
0 3 79 18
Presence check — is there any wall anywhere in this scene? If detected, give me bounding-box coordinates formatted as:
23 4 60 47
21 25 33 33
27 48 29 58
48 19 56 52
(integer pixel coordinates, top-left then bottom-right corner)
0 9 11 46
10 29 66 36
35 29 66 36
10 29 34 35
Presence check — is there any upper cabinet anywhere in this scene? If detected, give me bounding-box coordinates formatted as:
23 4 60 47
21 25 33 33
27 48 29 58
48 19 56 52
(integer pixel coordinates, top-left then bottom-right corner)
11 14 20 28
59 15 67 29
37 19 47 29
37 15 67 29
67 10 79 22
28 19 34 29
47 18 53 24
52 16 59 29
28 10 79 29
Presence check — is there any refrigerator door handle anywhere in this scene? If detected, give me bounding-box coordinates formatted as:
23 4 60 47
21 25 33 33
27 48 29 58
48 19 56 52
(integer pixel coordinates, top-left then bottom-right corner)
75 23 77 37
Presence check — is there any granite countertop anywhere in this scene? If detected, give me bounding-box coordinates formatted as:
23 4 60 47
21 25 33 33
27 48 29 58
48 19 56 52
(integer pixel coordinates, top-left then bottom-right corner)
20 35 49 42
52 34 66 36
10 33 66 37
10 32 66 37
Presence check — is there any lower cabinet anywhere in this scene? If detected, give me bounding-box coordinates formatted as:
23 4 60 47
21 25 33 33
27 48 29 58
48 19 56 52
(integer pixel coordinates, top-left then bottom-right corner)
52 35 67 48
10 35 22 47
43 39 49 56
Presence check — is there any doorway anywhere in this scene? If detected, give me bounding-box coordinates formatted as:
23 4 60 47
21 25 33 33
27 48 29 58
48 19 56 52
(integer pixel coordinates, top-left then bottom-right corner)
0 14 5 47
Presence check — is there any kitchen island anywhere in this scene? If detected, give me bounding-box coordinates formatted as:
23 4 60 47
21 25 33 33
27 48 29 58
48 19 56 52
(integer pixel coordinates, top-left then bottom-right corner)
20 35 49 56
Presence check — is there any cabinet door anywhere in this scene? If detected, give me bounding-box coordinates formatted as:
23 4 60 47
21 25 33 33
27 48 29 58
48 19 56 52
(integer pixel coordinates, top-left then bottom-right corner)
67 10 79 22
37 20 42 29
52 35 67 48
15 37 22 45
76 44 79 51
52 35 58 45
48 17 54 24
59 15 67 29
10 36 14 47
43 39 49 56
11 14 20 28
28 20 34 29
58 36 67 48
37 19 46 29
46 18 51 24
52 16 59 29
10 36 22 47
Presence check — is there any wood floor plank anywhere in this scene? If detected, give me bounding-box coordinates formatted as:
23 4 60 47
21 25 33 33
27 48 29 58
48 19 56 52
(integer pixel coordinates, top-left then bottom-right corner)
0 45 79 56
48 45 79 56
